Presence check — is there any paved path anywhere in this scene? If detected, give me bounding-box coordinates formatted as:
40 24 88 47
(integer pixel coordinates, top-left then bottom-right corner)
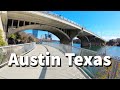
0 44 87 79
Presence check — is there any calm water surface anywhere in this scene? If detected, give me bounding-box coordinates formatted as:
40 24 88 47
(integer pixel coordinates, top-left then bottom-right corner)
43 41 120 57
73 43 120 57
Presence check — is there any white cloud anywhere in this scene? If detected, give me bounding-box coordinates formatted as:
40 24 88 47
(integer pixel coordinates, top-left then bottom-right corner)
102 36 120 41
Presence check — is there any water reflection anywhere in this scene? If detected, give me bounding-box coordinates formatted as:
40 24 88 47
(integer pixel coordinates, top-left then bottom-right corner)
72 43 120 57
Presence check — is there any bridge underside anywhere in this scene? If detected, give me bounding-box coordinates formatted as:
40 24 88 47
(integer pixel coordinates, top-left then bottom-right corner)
0 11 106 48
77 36 105 48
6 19 80 45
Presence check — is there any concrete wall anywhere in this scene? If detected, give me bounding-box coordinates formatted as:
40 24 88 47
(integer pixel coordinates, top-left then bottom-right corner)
0 15 6 41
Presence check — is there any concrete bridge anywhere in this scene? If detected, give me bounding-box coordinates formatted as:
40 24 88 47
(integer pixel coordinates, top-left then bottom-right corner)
0 11 106 48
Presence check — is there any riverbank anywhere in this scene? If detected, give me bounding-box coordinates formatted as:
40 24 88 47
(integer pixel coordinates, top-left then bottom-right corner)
41 41 120 58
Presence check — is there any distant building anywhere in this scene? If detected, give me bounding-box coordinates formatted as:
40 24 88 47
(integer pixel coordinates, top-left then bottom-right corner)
40 33 52 42
48 34 52 40
32 30 38 38
45 34 47 39
48 34 52 38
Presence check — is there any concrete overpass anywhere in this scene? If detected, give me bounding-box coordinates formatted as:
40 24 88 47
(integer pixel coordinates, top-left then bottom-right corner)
0 11 106 48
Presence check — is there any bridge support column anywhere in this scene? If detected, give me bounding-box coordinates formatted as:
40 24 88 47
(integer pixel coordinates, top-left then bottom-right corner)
60 39 73 53
90 38 105 47
60 39 72 45
63 29 80 46
11 19 14 28
78 36 91 49
78 36 106 49
23 21 25 26
0 12 7 42
17 20 20 28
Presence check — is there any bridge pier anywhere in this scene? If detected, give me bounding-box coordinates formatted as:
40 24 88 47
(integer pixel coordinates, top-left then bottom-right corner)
77 36 105 49
90 37 106 46
60 39 72 45
77 36 91 48
0 11 8 42
59 29 79 46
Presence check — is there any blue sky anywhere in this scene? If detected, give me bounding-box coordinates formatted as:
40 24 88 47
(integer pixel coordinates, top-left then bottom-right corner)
24 11 120 41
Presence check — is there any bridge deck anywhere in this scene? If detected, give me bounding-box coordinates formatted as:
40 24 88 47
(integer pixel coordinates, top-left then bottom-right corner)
0 44 87 79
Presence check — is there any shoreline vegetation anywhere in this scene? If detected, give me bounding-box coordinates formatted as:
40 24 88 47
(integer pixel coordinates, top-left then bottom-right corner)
73 38 120 47
8 32 40 45
7 32 59 45
106 38 120 46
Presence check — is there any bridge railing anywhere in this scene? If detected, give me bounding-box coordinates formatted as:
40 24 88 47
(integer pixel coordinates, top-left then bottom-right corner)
39 11 80 26
42 42 120 79
21 11 104 41
0 42 36 67
26 11 81 28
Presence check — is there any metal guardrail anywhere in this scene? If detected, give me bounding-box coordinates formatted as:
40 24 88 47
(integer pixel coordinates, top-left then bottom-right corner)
42 42 120 79
25 11 81 28
39 11 80 27
0 42 36 67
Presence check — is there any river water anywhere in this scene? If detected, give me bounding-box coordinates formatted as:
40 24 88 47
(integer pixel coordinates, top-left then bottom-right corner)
73 43 120 78
42 41 120 77
73 43 120 58
48 41 120 58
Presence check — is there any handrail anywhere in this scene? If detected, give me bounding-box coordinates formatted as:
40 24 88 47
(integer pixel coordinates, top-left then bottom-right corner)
42 42 120 79
40 11 81 26
25 11 81 27
0 42 36 67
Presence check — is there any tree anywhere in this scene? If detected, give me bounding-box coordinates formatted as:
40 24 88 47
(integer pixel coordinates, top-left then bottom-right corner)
0 29 7 46
8 31 40 44
28 36 35 42
8 34 16 39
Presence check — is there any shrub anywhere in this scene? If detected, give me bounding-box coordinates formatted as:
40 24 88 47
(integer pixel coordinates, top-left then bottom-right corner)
8 34 16 39
0 29 7 46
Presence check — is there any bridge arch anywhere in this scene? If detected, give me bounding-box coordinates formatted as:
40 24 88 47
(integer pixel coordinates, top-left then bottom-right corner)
7 24 71 44
75 30 91 49
71 30 91 48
